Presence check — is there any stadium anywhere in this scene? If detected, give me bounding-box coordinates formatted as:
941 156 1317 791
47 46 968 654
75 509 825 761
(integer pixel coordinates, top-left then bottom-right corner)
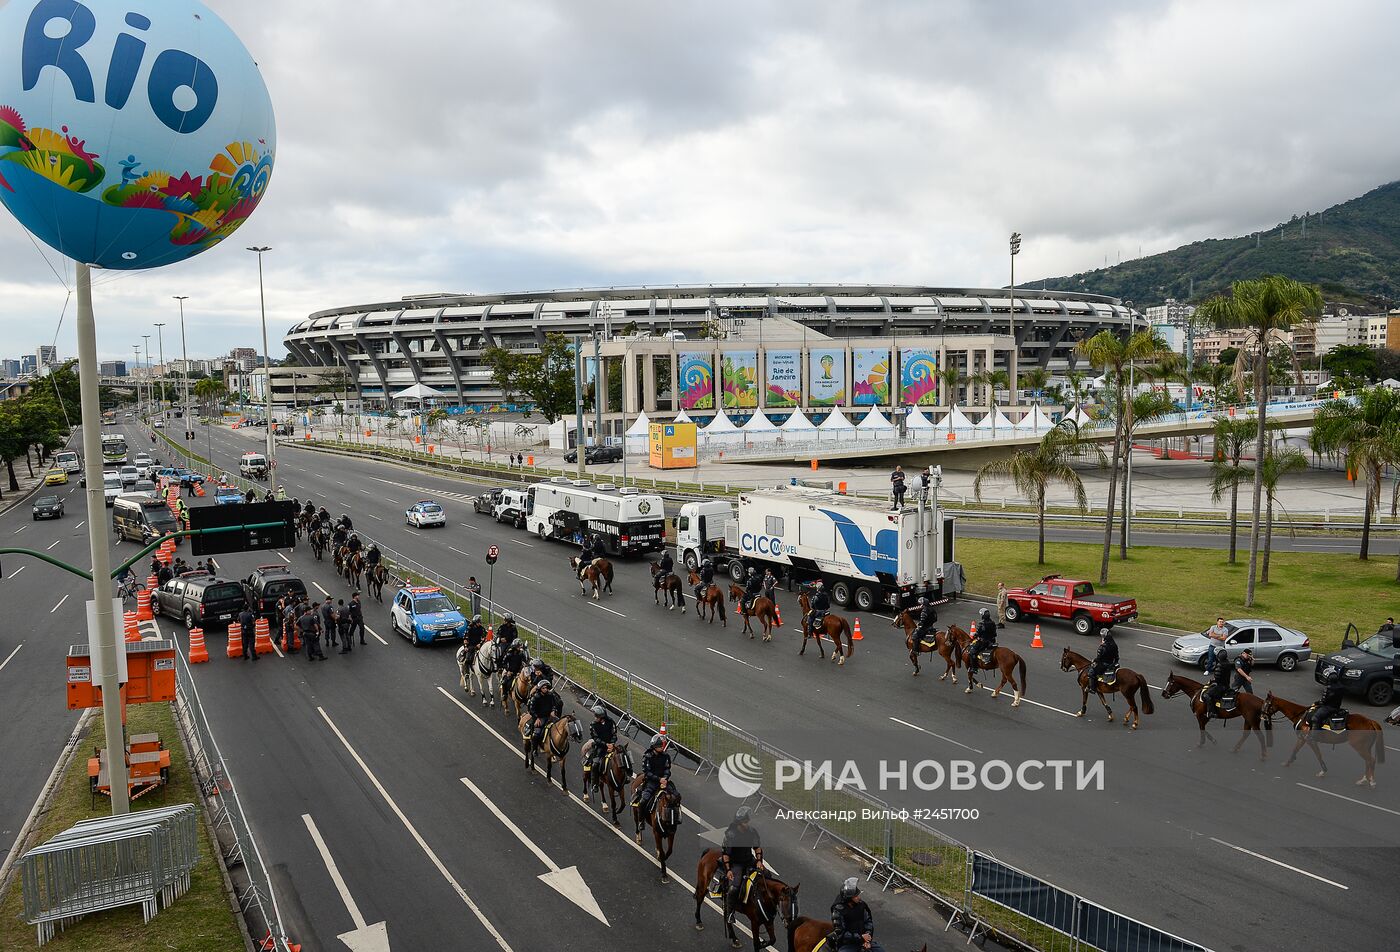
283 284 1143 416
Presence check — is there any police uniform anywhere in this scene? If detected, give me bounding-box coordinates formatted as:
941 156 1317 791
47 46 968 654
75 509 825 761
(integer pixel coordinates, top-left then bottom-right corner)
526 688 562 748
721 816 763 916
238 608 257 661
634 742 672 809
807 588 830 634
1311 678 1345 729
583 711 617 777
1087 632 1118 685
831 887 884 952
654 552 674 589
495 619 518 648
743 572 763 612
695 563 715 603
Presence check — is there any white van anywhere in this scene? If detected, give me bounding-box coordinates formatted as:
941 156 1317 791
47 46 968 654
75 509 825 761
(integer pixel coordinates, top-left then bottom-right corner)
239 452 269 479
102 472 123 507
54 450 81 474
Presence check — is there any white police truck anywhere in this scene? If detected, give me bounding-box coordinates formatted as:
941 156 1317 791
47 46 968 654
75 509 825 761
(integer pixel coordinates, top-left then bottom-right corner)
675 484 961 613
524 479 666 556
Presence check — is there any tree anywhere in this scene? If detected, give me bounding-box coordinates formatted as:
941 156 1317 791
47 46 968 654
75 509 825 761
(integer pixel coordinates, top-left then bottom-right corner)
1322 344 1377 383
483 333 578 423
193 377 228 415
1197 275 1323 606
974 426 1104 564
1259 442 1307 584
1208 417 1256 563
1076 329 1169 584
937 365 965 406
1217 347 1239 367
1021 367 1050 402
1064 370 1089 410
1200 362 1235 404
1309 388 1400 561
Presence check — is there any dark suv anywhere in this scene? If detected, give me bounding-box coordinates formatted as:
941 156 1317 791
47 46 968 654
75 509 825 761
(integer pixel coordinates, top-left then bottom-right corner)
564 444 623 464
1315 623 1397 706
242 564 308 619
154 572 249 630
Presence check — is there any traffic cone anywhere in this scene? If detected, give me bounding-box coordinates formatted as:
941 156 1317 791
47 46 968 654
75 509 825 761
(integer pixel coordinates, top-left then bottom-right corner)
124 610 140 642
852 617 864 641
774 604 782 625
1030 624 1044 649
135 589 154 622
146 573 158 591
189 627 209 664
194 483 205 497
253 617 274 655
226 622 244 659
969 622 977 636
486 626 494 641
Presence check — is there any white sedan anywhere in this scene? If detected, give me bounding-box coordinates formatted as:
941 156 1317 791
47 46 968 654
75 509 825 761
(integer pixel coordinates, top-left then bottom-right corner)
405 500 446 528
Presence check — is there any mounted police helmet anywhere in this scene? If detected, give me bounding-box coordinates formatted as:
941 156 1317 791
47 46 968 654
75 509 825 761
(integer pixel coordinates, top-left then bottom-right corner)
840 877 860 899
735 806 753 823
538 680 552 691
917 597 927 606
532 659 544 670
472 614 482 622
979 607 993 622
504 613 515 621
650 733 666 748
592 705 606 717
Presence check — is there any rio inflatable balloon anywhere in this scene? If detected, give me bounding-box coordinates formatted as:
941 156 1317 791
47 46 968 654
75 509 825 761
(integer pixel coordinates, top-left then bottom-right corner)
0 0 275 270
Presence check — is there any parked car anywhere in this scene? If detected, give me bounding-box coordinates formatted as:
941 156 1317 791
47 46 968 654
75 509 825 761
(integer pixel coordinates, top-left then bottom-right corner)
1315 623 1395 706
493 489 528 528
154 573 248 630
563 444 624 464
242 564 307 620
175 469 206 487
32 494 64 520
43 468 68 486
472 489 503 516
389 585 467 646
1002 575 1139 635
1171 619 1313 672
152 419 164 428
405 499 446 528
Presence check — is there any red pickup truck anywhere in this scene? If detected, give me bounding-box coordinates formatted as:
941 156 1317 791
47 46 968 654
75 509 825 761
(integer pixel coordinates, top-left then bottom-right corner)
1003 576 1138 635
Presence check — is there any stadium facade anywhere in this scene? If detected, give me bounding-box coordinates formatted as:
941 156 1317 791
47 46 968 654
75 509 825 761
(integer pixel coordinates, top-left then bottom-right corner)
283 284 1142 412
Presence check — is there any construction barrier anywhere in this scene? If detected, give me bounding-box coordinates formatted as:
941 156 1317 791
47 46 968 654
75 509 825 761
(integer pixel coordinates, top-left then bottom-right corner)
253 618 274 655
188 627 209 664
193 483 205 497
123 610 141 642
226 622 244 659
135 589 154 622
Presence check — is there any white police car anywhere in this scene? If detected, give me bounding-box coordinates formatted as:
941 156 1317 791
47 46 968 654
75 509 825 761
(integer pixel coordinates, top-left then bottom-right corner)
389 585 467 646
405 499 446 528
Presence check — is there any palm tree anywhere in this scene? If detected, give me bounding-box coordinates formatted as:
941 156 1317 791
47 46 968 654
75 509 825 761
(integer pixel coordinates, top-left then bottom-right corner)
1310 388 1400 561
937 364 964 406
974 426 1105 564
1259 442 1308 584
1196 275 1323 605
1065 370 1089 411
1115 389 1177 558
1076 330 1169 584
1021 367 1050 404
1208 417 1256 563
1201 362 1235 406
192 377 227 415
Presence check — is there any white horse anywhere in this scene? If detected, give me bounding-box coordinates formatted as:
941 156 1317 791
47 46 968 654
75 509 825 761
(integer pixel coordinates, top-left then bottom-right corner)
469 640 528 705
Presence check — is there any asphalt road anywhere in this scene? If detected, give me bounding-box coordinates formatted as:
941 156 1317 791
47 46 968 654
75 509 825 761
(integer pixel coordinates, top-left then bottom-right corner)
178 420 1398 952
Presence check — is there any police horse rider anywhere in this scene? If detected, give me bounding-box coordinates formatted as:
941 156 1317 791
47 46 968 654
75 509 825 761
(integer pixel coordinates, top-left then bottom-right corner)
969 606 998 669
804 579 830 638
633 731 674 814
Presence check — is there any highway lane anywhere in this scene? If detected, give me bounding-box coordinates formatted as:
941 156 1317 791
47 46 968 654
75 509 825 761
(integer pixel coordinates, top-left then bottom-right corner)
180 422 1399 950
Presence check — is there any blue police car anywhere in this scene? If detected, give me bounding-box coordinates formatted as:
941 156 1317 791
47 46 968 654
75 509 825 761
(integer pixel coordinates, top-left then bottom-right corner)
405 499 446 528
214 487 245 506
389 585 467 646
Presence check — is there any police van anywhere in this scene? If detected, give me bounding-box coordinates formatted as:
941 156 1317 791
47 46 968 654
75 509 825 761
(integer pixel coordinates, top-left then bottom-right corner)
523 479 666 556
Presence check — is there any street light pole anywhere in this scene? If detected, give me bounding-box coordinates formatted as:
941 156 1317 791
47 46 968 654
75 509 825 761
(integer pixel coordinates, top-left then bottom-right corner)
247 247 275 496
154 322 166 418
132 345 142 417
173 297 191 439
142 335 151 419
1009 232 1021 407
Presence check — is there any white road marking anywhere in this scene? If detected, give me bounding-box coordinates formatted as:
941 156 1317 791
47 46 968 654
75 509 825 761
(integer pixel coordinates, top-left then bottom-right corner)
449 546 472 557
50 594 69 613
74 521 84 529
889 716 983 754
1295 782 1400 817
405 528 422 536
974 682 1077 717
1136 643 1172 654
0 643 22 674
367 513 382 520
365 625 389 646
358 488 372 495
702 646 763 670
302 813 381 939
1210 837 1348 890
459 776 609 925
277 552 291 563
46 540 60 550
12 526 24 534
510 539 533 547
587 603 627 618
8 566 21 577
314 582 332 596
316 708 515 951
507 570 538 584
459 522 477 531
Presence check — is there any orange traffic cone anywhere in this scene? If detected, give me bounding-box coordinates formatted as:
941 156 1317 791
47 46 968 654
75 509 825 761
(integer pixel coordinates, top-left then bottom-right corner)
658 722 667 739
253 617 274 655
124 610 141 642
146 573 158 591
226 622 244 659
969 622 977 637
194 483 205 497
189 627 210 664
135 589 154 622
486 626 494 641
1030 624 1044 649
774 604 782 626
852 618 864 641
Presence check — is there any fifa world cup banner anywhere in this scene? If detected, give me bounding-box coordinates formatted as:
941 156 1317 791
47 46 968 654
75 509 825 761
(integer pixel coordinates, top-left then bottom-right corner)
678 351 714 411
721 351 759 409
807 348 846 406
900 348 940 406
852 347 892 406
765 350 801 408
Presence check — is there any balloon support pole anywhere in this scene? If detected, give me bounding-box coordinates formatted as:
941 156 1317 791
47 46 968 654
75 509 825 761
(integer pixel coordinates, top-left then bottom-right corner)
76 262 130 814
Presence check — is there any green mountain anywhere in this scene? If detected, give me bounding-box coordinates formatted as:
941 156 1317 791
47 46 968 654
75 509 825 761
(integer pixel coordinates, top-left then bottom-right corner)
1035 180 1400 307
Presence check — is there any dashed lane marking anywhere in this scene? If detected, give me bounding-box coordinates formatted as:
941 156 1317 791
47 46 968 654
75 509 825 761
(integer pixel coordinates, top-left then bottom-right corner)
50 594 69 613
367 513 382 520
1136 643 1172 654
507 570 538 584
1295 782 1400 818
277 552 291 563
1209 836 1348 890
702 646 762 671
365 625 389 646
0 643 22 674
8 565 23 578
587 603 627 618
510 539 533 547
448 546 472 557
46 540 60 550
12 526 24 534
888 716 983 754
314 582 332 597
74 521 84 529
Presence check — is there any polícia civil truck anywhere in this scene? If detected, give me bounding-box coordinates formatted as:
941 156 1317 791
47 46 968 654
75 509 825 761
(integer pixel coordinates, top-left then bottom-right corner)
675 484 962 613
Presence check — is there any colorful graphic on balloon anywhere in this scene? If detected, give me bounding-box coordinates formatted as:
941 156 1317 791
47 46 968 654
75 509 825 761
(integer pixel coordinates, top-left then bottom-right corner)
0 0 276 270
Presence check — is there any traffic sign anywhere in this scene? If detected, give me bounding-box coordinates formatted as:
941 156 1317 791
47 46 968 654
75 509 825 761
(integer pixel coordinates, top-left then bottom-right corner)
486 545 499 565
189 501 297 556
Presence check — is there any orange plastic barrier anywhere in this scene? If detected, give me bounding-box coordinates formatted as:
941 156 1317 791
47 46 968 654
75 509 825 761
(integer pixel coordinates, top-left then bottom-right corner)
135 589 154 622
253 617 275 655
123 610 141 642
226 622 244 659
189 627 210 664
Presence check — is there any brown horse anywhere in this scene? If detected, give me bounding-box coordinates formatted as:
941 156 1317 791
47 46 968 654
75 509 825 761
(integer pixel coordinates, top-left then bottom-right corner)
333 543 349 575
1262 692 1385 787
692 850 786 952
687 570 727 626
1060 647 1155 729
728 583 778 641
629 779 682 882
650 561 685 612
1161 673 1272 759
342 550 365 588
570 556 614 599
519 712 581 792
310 526 328 561
960 632 1026 706
585 743 631 825
797 592 854 664
506 670 533 718
365 562 389 602
893 609 960 680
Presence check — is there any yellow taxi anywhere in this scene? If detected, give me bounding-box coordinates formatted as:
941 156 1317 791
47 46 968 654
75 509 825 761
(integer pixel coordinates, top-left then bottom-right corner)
44 468 69 486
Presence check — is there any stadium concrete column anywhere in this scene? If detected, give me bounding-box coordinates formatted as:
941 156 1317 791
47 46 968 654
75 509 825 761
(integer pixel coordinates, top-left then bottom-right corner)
640 350 655 414
985 346 995 407
669 350 679 414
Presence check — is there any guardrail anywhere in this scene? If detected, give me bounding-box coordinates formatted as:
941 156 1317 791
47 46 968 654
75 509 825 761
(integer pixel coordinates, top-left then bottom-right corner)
173 642 292 951
352 531 1209 952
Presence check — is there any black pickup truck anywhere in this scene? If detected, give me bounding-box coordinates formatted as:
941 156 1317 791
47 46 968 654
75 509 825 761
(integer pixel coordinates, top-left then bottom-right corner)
1315 624 1397 706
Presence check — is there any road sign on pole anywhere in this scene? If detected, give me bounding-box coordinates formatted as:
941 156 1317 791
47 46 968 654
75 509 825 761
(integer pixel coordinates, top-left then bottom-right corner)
486 545 499 565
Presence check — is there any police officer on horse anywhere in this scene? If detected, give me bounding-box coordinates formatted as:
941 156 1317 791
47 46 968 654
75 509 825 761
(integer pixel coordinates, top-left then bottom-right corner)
721 806 763 923
805 580 830 638
633 732 673 812
582 704 619 788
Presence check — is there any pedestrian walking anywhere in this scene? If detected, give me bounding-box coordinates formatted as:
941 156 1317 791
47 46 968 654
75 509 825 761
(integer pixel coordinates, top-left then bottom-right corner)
890 465 907 510
337 598 353 654
347 592 366 645
996 582 1008 625
466 576 482 617
238 606 257 661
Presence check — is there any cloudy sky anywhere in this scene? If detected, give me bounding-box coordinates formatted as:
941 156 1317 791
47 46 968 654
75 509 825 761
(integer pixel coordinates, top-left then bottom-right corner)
3 0 1398 364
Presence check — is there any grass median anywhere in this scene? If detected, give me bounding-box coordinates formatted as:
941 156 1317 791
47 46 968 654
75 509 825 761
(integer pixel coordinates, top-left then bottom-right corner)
957 538 1394 652
0 702 244 952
